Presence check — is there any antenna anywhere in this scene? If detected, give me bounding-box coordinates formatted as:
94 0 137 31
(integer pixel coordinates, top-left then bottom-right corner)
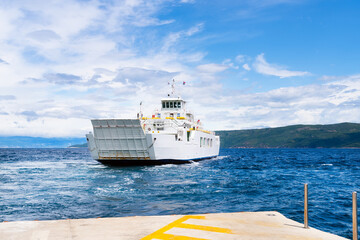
171 79 176 96
167 79 181 98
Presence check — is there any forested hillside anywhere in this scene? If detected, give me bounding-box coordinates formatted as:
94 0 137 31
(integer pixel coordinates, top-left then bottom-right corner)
216 123 360 148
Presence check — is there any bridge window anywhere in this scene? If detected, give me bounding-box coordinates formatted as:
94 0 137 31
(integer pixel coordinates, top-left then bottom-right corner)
200 137 202 147
162 101 182 109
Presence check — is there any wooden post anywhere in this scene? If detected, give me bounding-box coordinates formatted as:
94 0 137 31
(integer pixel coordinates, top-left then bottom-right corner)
353 192 358 240
304 183 309 229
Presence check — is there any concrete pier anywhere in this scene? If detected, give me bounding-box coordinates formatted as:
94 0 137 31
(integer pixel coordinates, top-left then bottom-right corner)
0 211 346 240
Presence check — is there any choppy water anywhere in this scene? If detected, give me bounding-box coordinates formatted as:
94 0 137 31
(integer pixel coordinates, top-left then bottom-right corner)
0 148 359 238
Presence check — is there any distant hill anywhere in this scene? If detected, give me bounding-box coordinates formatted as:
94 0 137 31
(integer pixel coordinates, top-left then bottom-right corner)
0 136 86 148
216 122 360 148
69 143 88 148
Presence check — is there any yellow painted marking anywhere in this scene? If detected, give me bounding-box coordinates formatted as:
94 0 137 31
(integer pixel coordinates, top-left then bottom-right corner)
141 215 232 240
141 216 202 240
189 128 213 134
177 223 232 234
155 233 208 240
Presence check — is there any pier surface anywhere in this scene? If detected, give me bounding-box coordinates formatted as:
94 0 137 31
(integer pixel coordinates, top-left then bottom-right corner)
0 211 346 240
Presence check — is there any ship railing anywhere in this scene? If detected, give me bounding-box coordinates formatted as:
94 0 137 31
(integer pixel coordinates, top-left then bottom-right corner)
163 119 183 131
143 117 191 132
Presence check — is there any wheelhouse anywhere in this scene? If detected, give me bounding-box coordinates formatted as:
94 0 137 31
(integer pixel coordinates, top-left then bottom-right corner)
161 100 184 110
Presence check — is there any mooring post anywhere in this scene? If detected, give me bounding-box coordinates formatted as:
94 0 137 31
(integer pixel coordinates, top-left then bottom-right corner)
304 183 309 229
353 192 358 240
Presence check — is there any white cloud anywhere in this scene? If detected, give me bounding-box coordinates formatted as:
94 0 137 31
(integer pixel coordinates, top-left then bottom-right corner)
196 63 228 73
0 58 8 64
114 67 178 84
222 59 239 69
319 75 350 81
0 95 16 100
27 30 61 42
203 75 360 130
162 23 204 52
242 63 251 71
253 53 309 78
0 0 197 137
235 55 246 63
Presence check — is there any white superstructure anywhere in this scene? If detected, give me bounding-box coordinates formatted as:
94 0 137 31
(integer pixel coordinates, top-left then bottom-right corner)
86 82 220 166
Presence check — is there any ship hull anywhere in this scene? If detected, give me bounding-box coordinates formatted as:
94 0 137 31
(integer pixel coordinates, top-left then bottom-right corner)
97 156 218 166
86 119 220 166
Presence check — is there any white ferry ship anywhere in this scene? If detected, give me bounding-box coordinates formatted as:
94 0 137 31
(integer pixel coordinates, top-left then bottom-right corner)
86 81 220 166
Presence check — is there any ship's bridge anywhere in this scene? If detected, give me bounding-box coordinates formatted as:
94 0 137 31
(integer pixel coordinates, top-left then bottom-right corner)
161 98 186 110
159 98 194 123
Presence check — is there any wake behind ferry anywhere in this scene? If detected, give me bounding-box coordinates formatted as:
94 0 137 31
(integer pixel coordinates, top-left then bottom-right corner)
86 81 220 166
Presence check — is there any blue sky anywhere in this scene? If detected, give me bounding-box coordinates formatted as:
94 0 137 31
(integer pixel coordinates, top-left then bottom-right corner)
0 0 360 137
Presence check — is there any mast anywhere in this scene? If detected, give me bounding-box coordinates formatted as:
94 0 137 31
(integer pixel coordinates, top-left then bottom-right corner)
171 79 176 96
168 79 179 98
137 101 143 119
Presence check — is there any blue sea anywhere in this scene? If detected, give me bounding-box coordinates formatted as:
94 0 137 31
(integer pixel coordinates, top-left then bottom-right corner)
0 148 359 238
